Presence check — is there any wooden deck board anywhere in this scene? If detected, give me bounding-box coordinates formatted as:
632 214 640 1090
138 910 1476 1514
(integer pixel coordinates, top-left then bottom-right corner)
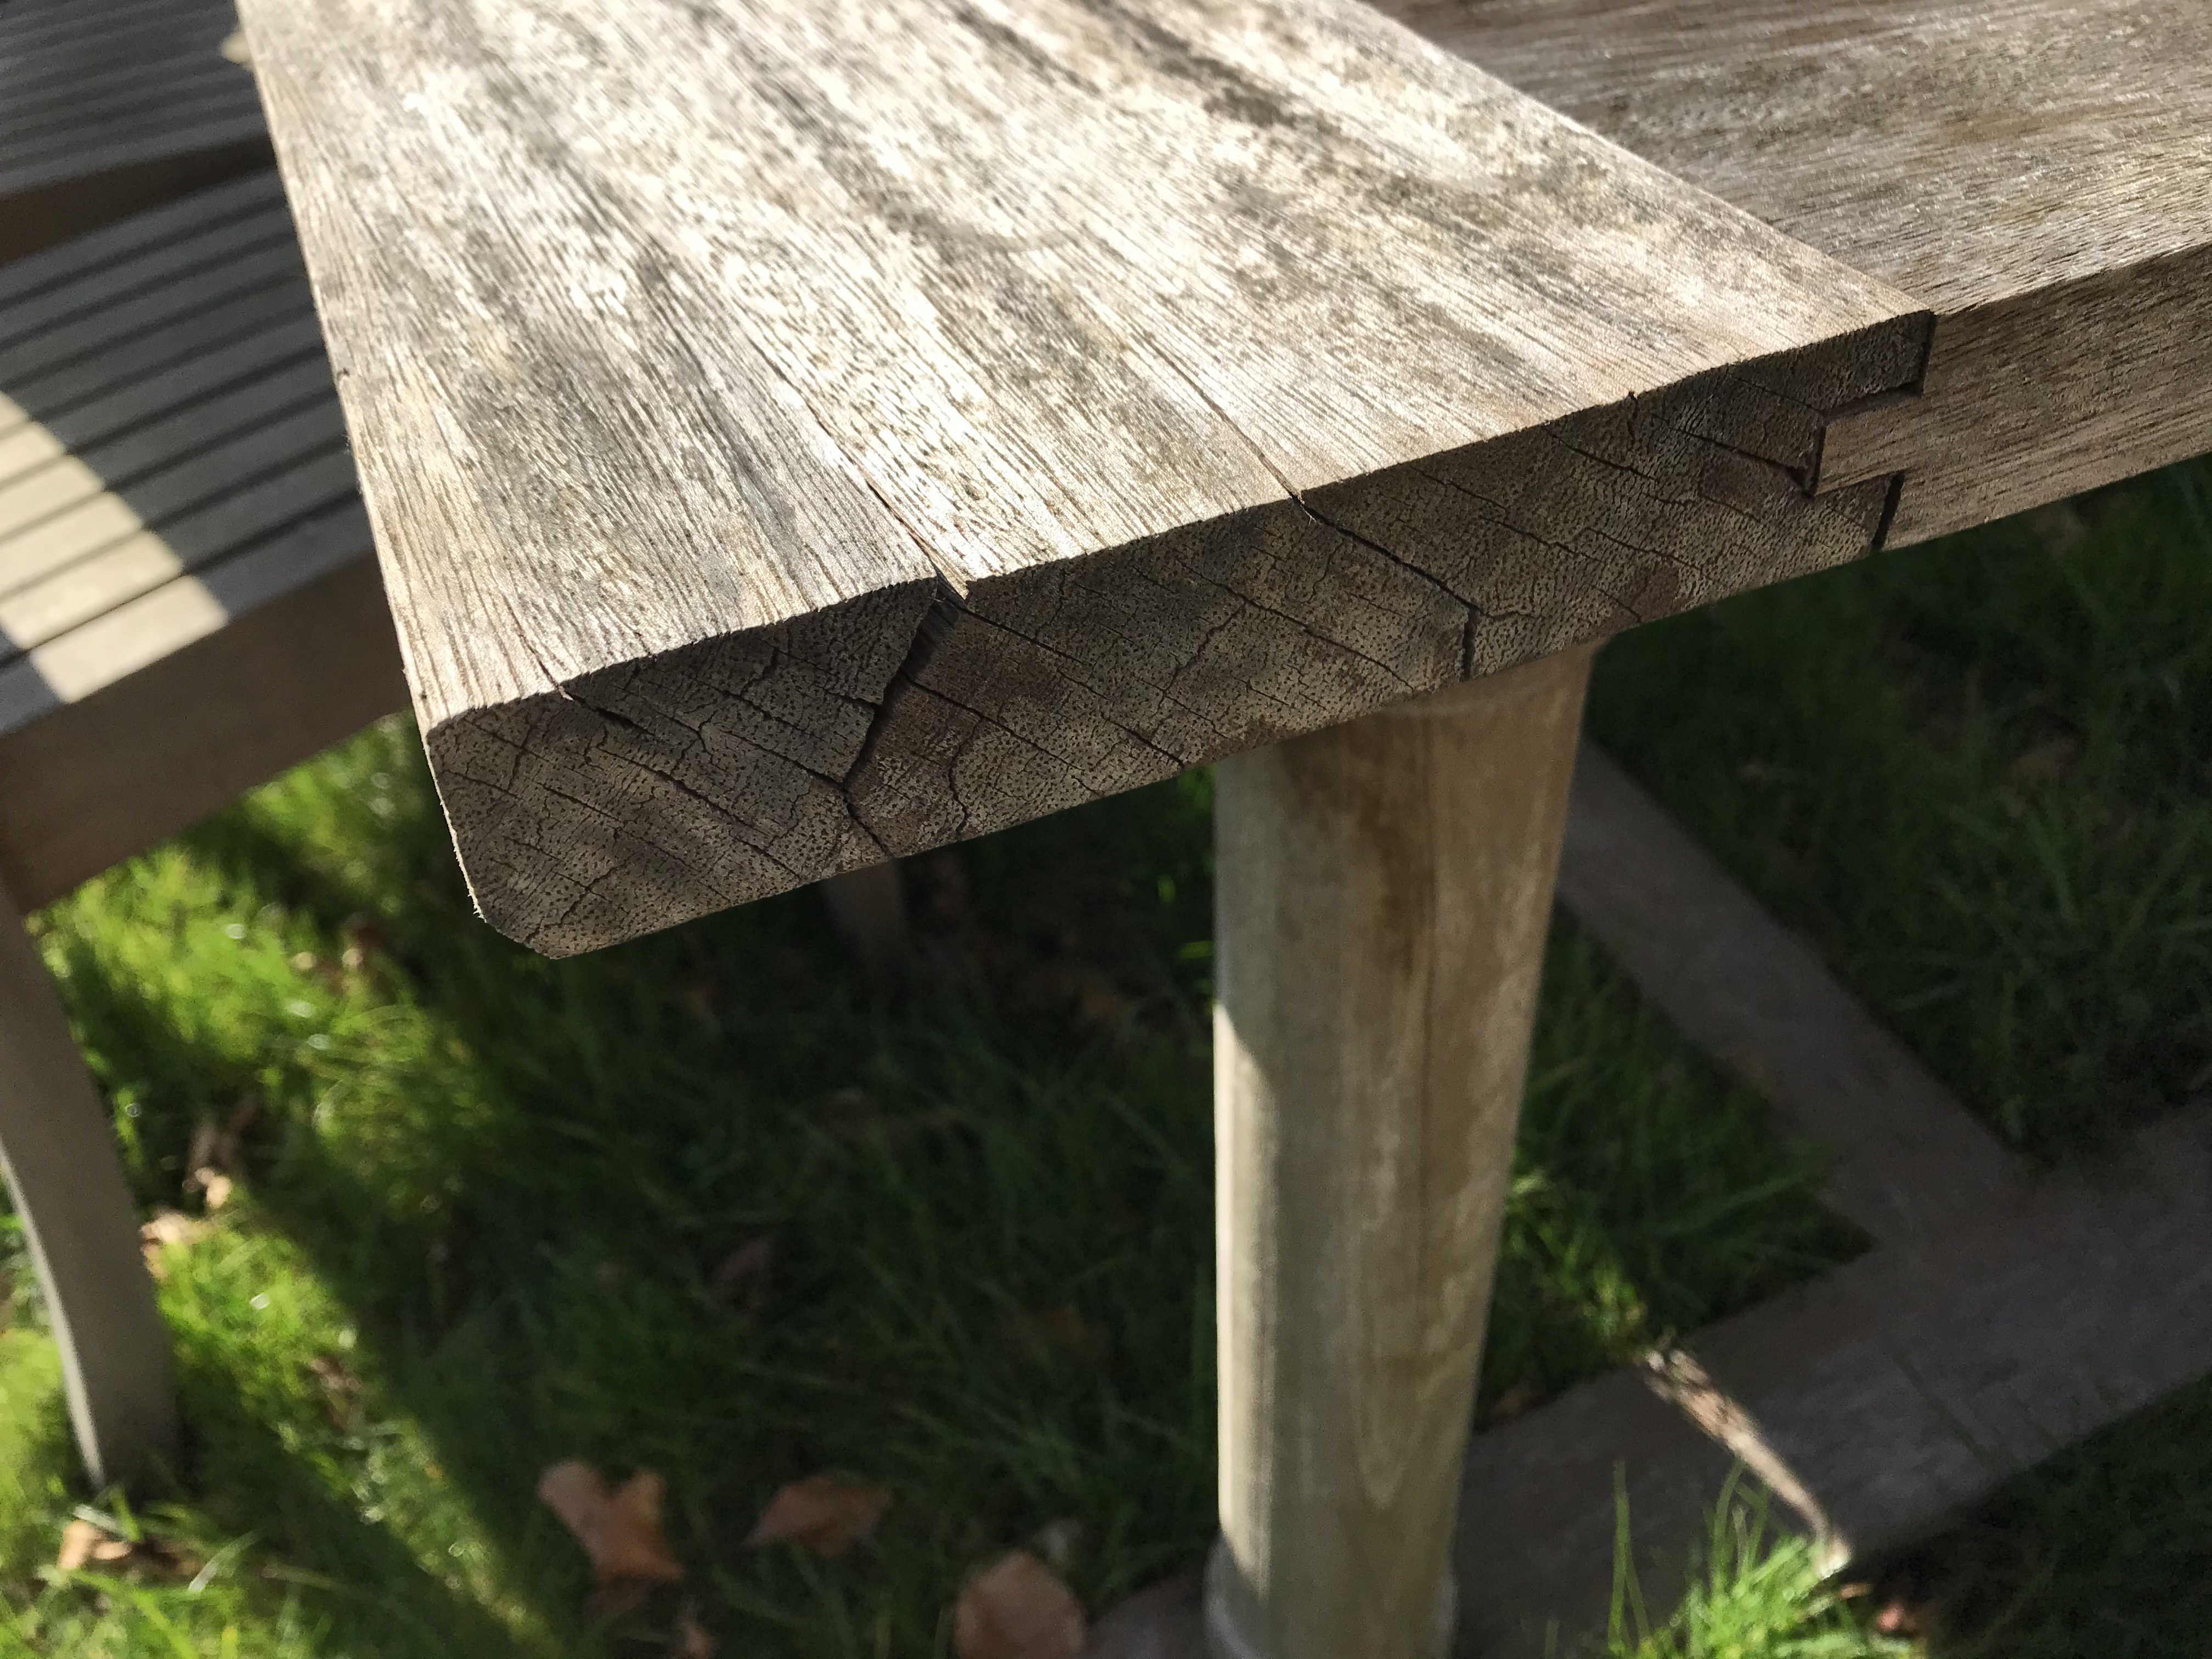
241 0 1935 953
1381 0 2212 545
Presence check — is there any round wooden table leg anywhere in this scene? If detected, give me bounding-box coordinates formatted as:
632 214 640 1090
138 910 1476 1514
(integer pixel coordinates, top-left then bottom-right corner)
1206 646 1596 1659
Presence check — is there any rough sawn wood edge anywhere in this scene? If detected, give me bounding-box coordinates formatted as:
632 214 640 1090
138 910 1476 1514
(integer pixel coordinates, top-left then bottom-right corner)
432 326 1928 956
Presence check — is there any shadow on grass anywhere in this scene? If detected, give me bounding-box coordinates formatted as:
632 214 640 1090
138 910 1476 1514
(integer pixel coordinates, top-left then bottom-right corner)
27 712 1864 1654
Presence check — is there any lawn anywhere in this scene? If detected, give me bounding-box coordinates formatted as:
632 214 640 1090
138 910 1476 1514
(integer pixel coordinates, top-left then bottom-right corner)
0 454 2206 1656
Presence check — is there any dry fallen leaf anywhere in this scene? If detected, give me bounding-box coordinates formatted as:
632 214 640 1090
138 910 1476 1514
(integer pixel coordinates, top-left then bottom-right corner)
2009 733 2082 783
536 1461 686 1587
139 1210 215 1277
55 1520 103 1572
670 1606 717 1658
743 1475 892 1559
953 1549 1086 1659
708 1237 774 1309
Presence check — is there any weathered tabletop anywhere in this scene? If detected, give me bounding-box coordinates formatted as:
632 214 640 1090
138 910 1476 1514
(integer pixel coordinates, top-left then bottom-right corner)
237 0 1939 956
229 2 2210 1651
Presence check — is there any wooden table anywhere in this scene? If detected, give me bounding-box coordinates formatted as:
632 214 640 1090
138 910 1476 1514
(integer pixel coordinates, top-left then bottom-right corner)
234 0 2210 1651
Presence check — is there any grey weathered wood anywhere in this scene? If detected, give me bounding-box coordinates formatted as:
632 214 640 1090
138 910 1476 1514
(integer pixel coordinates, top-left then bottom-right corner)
0 173 407 905
1451 1107 2212 1656
1383 0 2212 546
0 879 177 1488
1211 647 1593 1659
0 0 269 263
1555 746 2023 1243
0 166 402 1500
240 0 1932 955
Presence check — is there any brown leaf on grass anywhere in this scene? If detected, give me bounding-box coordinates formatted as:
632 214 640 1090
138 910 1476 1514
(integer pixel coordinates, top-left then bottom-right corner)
670 1605 717 1658
708 1237 774 1310
2009 733 2082 783
139 1210 215 1277
536 1462 686 1588
743 1475 892 1559
952 1549 1086 1659
55 1519 138 1572
55 1520 103 1572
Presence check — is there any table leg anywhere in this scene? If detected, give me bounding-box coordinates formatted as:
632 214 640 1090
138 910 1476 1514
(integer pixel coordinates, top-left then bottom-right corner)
0 883 177 1489
1207 646 1595 1659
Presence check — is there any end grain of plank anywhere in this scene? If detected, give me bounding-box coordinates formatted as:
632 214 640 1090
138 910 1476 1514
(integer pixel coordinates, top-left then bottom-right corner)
241 0 1930 953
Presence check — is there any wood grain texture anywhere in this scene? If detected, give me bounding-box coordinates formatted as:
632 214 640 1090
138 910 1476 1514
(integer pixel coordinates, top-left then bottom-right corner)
239 0 1930 954
1381 0 2212 545
1452 1108 2212 1656
1210 648 1592 1659
1556 746 2023 1243
0 0 269 263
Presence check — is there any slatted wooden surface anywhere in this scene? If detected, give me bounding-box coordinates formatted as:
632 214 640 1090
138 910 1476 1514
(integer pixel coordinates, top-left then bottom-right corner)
240 0 1933 955
0 0 272 261
1383 0 2212 546
0 174 405 905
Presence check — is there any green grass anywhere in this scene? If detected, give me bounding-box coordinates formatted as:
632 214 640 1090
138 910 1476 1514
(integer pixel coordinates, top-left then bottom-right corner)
1589 461 2212 1163
4 452 2208 1656
0 720 1850 1655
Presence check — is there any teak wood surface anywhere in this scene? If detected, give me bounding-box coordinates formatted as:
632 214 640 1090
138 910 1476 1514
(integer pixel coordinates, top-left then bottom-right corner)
238 0 1933 955
1385 0 2212 546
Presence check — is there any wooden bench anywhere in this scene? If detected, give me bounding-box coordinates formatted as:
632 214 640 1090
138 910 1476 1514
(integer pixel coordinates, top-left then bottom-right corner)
0 171 406 1487
0 0 273 264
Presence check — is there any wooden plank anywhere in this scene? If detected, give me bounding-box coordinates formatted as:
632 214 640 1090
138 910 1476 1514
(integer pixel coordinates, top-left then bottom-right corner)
240 0 1933 955
1451 1107 2212 1655
0 404 351 610
0 0 268 264
0 356 340 538
0 171 286 312
0 313 329 488
1380 0 2212 545
0 238 308 387
0 535 404 908
3 283 321 437
1555 746 2024 1243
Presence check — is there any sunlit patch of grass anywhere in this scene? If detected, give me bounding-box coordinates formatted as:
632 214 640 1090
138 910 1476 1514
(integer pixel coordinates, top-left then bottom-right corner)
0 705 1852 1654
1606 1476 1906 1659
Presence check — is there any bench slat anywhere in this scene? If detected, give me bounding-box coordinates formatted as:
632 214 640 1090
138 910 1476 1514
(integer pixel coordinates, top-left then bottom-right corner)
1 428 354 656
0 355 339 538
